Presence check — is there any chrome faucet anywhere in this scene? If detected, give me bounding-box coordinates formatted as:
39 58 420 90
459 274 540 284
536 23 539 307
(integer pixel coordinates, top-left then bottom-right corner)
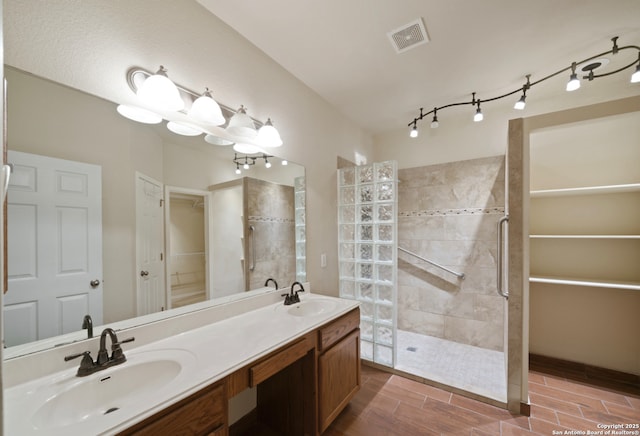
281 281 305 305
82 314 93 339
264 277 278 289
64 328 135 377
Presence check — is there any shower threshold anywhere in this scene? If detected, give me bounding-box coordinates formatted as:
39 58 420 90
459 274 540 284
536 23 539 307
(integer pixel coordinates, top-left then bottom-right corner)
395 330 507 404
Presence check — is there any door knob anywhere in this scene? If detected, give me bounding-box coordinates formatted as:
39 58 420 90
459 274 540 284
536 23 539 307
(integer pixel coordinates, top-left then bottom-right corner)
90 279 100 288
140 270 149 277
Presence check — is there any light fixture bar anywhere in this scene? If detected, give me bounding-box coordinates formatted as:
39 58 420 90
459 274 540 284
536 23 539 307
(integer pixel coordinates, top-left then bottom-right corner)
407 37 640 134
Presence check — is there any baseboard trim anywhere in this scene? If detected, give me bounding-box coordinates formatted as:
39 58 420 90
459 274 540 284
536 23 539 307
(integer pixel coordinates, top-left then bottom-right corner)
529 353 640 394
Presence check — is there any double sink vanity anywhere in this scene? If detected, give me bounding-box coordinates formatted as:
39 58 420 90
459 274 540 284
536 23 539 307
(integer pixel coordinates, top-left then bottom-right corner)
4 287 361 435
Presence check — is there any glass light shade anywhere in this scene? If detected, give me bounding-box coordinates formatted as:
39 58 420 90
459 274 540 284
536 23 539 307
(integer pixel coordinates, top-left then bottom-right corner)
631 65 640 83
189 91 225 126
166 121 202 136
227 106 257 138
430 118 439 129
256 119 283 147
137 68 184 111
473 108 483 122
265 160 272 168
514 96 526 110
233 142 262 154
235 167 241 175
566 73 580 91
204 134 234 146
116 105 162 124
409 127 418 138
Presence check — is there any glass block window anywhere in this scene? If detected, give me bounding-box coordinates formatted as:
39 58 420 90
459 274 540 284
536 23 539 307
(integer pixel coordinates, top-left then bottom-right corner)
337 161 397 368
294 176 306 282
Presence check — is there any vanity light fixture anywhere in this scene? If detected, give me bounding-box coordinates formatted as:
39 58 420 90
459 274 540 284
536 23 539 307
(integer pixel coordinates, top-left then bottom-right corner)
118 66 284 150
407 37 640 137
136 66 184 111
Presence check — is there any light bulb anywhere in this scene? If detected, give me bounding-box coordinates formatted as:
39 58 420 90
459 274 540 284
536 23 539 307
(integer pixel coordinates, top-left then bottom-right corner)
189 89 225 126
265 159 272 168
430 116 439 129
257 118 283 147
235 166 241 175
566 73 581 91
409 126 418 138
137 66 184 111
473 107 483 122
631 64 640 83
514 95 526 110
243 162 250 170
281 160 288 166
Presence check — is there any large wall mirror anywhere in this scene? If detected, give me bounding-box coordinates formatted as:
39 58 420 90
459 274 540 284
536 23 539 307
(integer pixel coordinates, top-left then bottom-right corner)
3 66 306 357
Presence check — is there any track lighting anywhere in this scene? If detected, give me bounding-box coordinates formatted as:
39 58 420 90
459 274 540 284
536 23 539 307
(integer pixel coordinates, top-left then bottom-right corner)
566 62 581 92
473 102 483 122
430 108 439 128
632 53 640 83
407 37 639 134
233 152 275 173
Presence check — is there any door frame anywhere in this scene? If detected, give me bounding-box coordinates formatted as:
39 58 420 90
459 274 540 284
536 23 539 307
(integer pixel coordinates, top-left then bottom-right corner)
164 186 212 310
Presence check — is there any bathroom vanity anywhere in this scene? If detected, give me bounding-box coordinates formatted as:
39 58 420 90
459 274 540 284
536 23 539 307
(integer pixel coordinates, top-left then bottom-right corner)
4 291 360 436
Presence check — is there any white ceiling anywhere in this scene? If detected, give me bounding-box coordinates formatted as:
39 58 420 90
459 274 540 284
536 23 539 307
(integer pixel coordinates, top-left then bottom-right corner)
197 0 640 134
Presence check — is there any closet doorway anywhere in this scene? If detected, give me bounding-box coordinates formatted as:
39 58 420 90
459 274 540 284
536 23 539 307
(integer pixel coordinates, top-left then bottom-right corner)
164 187 212 309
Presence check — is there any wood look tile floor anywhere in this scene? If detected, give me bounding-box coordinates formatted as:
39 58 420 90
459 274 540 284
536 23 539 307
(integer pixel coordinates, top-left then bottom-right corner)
324 363 640 435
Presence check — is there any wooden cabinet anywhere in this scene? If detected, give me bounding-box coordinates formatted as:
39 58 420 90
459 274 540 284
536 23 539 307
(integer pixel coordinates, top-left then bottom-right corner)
317 309 361 434
121 306 361 436
118 380 227 436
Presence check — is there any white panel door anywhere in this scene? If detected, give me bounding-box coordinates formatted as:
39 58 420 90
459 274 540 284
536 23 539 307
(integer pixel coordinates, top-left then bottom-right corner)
4 151 103 346
135 173 165 316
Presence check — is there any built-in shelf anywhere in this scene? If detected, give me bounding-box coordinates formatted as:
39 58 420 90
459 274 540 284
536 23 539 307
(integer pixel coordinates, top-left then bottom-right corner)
530 276 640 291
530 235 640 239
530 183 640 197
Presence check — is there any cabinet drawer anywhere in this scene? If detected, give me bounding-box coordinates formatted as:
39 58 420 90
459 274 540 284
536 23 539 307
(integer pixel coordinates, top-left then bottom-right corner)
318 308 360 352
120 381 226 436
250 335 313 387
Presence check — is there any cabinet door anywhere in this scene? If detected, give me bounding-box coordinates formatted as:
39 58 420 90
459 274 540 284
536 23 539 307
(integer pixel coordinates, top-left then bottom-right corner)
318 329 360 433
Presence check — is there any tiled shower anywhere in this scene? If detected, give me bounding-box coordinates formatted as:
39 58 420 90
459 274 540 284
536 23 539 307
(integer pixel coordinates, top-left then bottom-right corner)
395 156 507 402
339 156 507 403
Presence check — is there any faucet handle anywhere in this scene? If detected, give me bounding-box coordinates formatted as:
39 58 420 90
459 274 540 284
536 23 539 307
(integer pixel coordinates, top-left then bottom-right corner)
112 336 135 349
64 351 96 376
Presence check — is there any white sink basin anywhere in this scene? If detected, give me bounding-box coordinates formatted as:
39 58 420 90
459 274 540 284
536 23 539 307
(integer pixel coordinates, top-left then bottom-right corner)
26 349 196 431
283 299 337 317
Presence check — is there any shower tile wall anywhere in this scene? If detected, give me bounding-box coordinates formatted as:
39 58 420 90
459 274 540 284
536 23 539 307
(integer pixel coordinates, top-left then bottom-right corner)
398 156 505 351
246 177 296 290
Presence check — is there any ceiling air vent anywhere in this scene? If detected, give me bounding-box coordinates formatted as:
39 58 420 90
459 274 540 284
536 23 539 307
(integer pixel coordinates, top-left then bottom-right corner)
387 18 429 54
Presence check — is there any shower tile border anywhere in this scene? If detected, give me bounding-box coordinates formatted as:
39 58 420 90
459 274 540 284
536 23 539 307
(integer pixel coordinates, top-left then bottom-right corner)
399 206 505 217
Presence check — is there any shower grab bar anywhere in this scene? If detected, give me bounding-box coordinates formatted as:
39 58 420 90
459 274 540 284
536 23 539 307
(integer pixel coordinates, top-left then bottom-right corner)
496 215 509 299
249 225 256 272
398 246 465 279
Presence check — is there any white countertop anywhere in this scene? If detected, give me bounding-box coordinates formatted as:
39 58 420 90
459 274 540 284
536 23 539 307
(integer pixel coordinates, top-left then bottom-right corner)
4 293 359 435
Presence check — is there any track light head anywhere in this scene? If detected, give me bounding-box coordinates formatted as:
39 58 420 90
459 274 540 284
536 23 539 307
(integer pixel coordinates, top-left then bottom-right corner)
473 102 483 122
514 92 526 110
566 62 581 91
430 108 439 128
632 53 640 83
409 121 418 138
